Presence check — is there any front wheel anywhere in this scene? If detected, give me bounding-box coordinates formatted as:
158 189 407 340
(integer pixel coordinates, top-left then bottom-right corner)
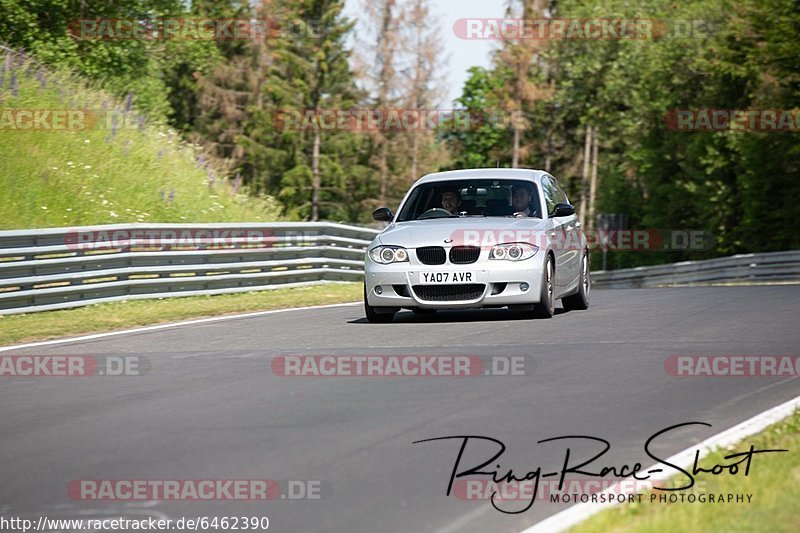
532 255 555 319
364 286 397 323
563 252 590 311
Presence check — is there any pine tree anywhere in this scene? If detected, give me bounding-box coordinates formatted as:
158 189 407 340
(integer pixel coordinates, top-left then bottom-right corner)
399 0 449 183
491 0 550 167
266 0 358 220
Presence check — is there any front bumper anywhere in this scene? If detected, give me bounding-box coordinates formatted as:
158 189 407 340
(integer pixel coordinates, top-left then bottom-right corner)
364 251 546 309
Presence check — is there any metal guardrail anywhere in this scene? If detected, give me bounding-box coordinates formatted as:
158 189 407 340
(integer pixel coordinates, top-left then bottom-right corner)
0 223 380 315
1 223 796 315
592 250 800 288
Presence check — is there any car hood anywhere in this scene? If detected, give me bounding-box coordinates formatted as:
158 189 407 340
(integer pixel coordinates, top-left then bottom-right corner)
376 217 549 248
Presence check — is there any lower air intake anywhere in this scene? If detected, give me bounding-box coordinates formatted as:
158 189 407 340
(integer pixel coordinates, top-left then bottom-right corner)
412 284 485 301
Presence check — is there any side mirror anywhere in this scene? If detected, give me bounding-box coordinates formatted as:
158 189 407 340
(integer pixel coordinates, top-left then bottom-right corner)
552 203 575 217
372 207 394 222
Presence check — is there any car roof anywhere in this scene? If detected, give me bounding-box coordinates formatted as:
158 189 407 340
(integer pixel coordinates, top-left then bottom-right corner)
414 168 545 185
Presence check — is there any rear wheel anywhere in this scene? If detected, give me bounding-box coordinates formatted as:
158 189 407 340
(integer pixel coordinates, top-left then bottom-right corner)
532 255 555 319
364 285 397 323
563 252 590 311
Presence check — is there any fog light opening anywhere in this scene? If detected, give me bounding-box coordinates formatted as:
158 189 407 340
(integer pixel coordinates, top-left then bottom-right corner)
374 286 383 295
519 282 530 292
491 282 507 295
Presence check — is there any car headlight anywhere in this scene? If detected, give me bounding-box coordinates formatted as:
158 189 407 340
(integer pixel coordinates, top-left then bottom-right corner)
489 242 538 261
369 245 409 264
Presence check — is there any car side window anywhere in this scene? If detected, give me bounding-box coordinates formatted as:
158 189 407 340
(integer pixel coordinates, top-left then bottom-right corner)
551 176 569 205
542 177 559 216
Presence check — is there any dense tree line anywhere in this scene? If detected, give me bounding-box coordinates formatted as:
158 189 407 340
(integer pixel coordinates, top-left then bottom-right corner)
1 0 798 265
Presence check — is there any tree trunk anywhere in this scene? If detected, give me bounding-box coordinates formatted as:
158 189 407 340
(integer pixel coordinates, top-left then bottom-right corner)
579 125 592 228
512 57 523 168
512 119 521 168
410 127 419 182
376 0 396 208
379 139 388 206
311 130 321 221
588 128 599 231
544 105 553 171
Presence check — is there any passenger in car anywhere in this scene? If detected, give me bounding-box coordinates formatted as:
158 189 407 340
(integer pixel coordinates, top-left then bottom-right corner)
441 189 462 215
512 184 535 217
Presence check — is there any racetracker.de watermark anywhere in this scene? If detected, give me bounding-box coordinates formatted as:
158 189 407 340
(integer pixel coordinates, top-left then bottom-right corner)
0 355 146 377
452 477 714 502
664 109 800 131
62 228 323 251
452 18 715 40
271 355 529 377
67 18 329 40
449 229 713 252
665 355 800 377
0 109 147 131
272 109 526 131
68 479 329 501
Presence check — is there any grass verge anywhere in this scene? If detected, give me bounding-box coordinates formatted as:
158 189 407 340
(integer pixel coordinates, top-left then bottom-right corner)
569 409 800 532
0 49 281 229
0 283 361 346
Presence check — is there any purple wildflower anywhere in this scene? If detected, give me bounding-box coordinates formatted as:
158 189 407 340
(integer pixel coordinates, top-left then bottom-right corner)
168 188 175 202
124 93 133 114
233 173 241 195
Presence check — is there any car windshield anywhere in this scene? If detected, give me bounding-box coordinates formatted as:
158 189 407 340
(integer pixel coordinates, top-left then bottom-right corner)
395 179 542 222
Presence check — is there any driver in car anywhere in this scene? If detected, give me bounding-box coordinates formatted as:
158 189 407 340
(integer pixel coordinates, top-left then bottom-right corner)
441 189 462 215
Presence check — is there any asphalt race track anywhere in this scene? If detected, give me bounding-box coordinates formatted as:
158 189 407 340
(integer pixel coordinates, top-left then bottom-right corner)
1 286 799 532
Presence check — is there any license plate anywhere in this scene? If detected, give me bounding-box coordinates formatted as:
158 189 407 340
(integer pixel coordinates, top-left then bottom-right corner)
419 271 475 285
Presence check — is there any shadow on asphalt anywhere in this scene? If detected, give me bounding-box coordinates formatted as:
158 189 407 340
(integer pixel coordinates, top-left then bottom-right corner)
348 306 571 324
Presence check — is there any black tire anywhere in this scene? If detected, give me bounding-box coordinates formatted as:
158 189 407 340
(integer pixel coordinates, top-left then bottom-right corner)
411 308 437 315
532 255 555 319
364 286 397 323
563 252 590 311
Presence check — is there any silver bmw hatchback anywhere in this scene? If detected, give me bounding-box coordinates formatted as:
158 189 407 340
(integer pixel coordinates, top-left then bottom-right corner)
364 168 590 322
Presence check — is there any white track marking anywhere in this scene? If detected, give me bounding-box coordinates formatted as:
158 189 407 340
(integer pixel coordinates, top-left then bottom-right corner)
520 393 800 533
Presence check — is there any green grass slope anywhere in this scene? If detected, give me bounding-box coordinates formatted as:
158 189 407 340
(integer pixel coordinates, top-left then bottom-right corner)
0 49 281 229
